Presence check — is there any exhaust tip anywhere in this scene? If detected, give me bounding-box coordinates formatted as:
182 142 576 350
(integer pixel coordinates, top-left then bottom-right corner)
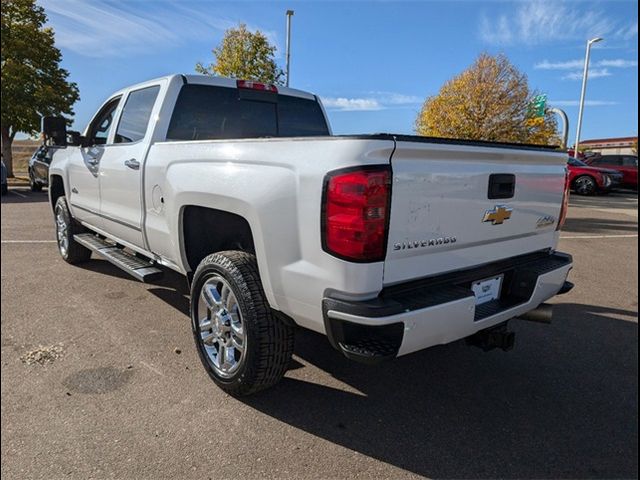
518 303 553 324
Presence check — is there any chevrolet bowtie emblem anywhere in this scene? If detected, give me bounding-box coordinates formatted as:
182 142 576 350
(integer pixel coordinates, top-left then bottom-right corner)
483 205 513 225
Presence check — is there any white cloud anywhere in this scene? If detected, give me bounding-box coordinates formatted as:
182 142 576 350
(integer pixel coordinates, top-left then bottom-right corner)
321 97 382 112
367 91 423 106
598 59 638 68
40 0 279 58
549 100 619 107
480 1 617 46
616 21 638 41
535 58 638 70
321 91 423 112
562 68 612 80
535 59 585 70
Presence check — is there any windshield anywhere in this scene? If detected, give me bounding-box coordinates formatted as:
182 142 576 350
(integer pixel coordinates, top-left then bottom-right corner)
568 157 589 167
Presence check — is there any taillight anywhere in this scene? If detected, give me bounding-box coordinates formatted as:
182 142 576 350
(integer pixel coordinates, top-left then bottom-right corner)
322 166 391 262
236 79 278 93
557 168 570 230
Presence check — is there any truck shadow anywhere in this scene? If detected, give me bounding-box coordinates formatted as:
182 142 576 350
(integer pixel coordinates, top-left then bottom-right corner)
77 260 191 315
76 260 639 478
242 303 638 479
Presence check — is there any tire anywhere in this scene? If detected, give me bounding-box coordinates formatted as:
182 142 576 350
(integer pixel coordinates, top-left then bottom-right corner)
190 251 294 396
29 172 42 192
54 196 92 264
1 184 7 196
573 175 597 195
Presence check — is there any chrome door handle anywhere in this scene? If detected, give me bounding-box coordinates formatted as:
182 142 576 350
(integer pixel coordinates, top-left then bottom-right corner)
124 159 140 170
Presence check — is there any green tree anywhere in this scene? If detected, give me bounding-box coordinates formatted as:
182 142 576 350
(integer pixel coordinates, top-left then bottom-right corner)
415 53 558 145
196 24 283 84
1 0 79 177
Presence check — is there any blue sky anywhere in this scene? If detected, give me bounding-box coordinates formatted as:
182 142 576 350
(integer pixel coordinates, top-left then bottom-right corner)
40 0 638 144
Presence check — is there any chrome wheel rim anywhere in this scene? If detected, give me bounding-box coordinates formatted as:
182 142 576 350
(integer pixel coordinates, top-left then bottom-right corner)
575 177 594 195
197 275 246 378
55 208 69 257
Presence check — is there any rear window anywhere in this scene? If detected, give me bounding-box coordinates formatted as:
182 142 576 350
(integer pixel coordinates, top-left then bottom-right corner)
166 84 329 141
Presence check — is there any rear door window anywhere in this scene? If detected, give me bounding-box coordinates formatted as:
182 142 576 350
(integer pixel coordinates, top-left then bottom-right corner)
166 84 329 141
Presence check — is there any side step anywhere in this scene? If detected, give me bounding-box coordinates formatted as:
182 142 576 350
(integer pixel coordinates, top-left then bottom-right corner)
74 233 163 283
338 339 399 365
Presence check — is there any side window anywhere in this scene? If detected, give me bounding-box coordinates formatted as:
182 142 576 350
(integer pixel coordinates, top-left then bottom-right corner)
88 97 121 145
622 156 638 167
603 156 623 166
115 86 161 143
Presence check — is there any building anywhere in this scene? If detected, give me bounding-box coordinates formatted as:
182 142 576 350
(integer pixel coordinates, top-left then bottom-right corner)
579 136 638 155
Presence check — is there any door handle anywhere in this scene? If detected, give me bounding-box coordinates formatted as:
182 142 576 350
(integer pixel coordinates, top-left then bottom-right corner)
124 159 140 170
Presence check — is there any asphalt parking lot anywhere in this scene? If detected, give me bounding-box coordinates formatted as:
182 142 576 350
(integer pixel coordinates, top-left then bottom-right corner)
1 188 638 479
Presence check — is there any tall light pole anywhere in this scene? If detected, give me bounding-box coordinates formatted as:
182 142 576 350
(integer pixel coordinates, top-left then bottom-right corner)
285 10 294 87
574 37 603 158
550 107 569 149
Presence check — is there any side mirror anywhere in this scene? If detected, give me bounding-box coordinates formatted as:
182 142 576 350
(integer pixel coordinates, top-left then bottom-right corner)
42 116 68 147
67 130 84 147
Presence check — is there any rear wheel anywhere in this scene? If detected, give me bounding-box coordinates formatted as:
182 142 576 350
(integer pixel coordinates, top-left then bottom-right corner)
190 251 294 396
54 196 91 264
573 175 597 195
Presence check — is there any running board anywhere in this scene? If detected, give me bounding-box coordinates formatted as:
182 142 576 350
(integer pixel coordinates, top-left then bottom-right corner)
73 233 163 282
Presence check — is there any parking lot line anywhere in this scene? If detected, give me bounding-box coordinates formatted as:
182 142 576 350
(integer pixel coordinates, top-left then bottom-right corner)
1 240 57 244
9 190 28 198
561 234 638 239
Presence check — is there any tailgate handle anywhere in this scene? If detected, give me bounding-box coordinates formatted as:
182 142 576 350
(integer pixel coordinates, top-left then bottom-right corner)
488 174 515 199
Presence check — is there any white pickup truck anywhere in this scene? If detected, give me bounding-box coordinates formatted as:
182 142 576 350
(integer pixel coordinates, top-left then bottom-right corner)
43 74 574 395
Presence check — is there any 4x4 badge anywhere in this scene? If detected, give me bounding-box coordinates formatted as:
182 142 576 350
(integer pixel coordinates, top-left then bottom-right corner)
483 205 513 225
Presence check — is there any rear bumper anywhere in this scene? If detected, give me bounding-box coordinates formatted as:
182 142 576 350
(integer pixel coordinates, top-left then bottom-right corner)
323 251 573 362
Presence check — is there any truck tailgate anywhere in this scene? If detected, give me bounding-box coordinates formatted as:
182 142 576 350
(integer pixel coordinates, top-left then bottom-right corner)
384 140 567 286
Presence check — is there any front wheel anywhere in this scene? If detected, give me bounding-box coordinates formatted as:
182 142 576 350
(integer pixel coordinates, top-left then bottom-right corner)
190 251 294 396
29 171 42 192
54 196 91 264
573 175 597 195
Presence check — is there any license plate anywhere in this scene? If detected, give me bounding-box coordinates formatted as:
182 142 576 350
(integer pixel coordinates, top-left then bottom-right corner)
471 275 504 305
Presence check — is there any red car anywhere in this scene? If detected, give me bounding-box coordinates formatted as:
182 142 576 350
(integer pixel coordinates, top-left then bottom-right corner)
567 157 623 195
584 154 638 189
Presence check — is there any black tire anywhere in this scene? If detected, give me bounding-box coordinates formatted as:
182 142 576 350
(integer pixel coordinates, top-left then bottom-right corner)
573 175 597 195
190 251 294 396
1 184 7 196
54 196 92 264
29 172 42 192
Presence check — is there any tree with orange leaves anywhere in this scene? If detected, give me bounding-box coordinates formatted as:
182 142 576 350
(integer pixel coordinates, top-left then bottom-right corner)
416 53 559 145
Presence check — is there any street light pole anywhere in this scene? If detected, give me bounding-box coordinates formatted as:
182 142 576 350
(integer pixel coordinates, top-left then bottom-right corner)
550 107 569 150
574 37 603 158
285 10 294 87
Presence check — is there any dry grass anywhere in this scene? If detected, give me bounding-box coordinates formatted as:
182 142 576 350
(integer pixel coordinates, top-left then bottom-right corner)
10 139 40 173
